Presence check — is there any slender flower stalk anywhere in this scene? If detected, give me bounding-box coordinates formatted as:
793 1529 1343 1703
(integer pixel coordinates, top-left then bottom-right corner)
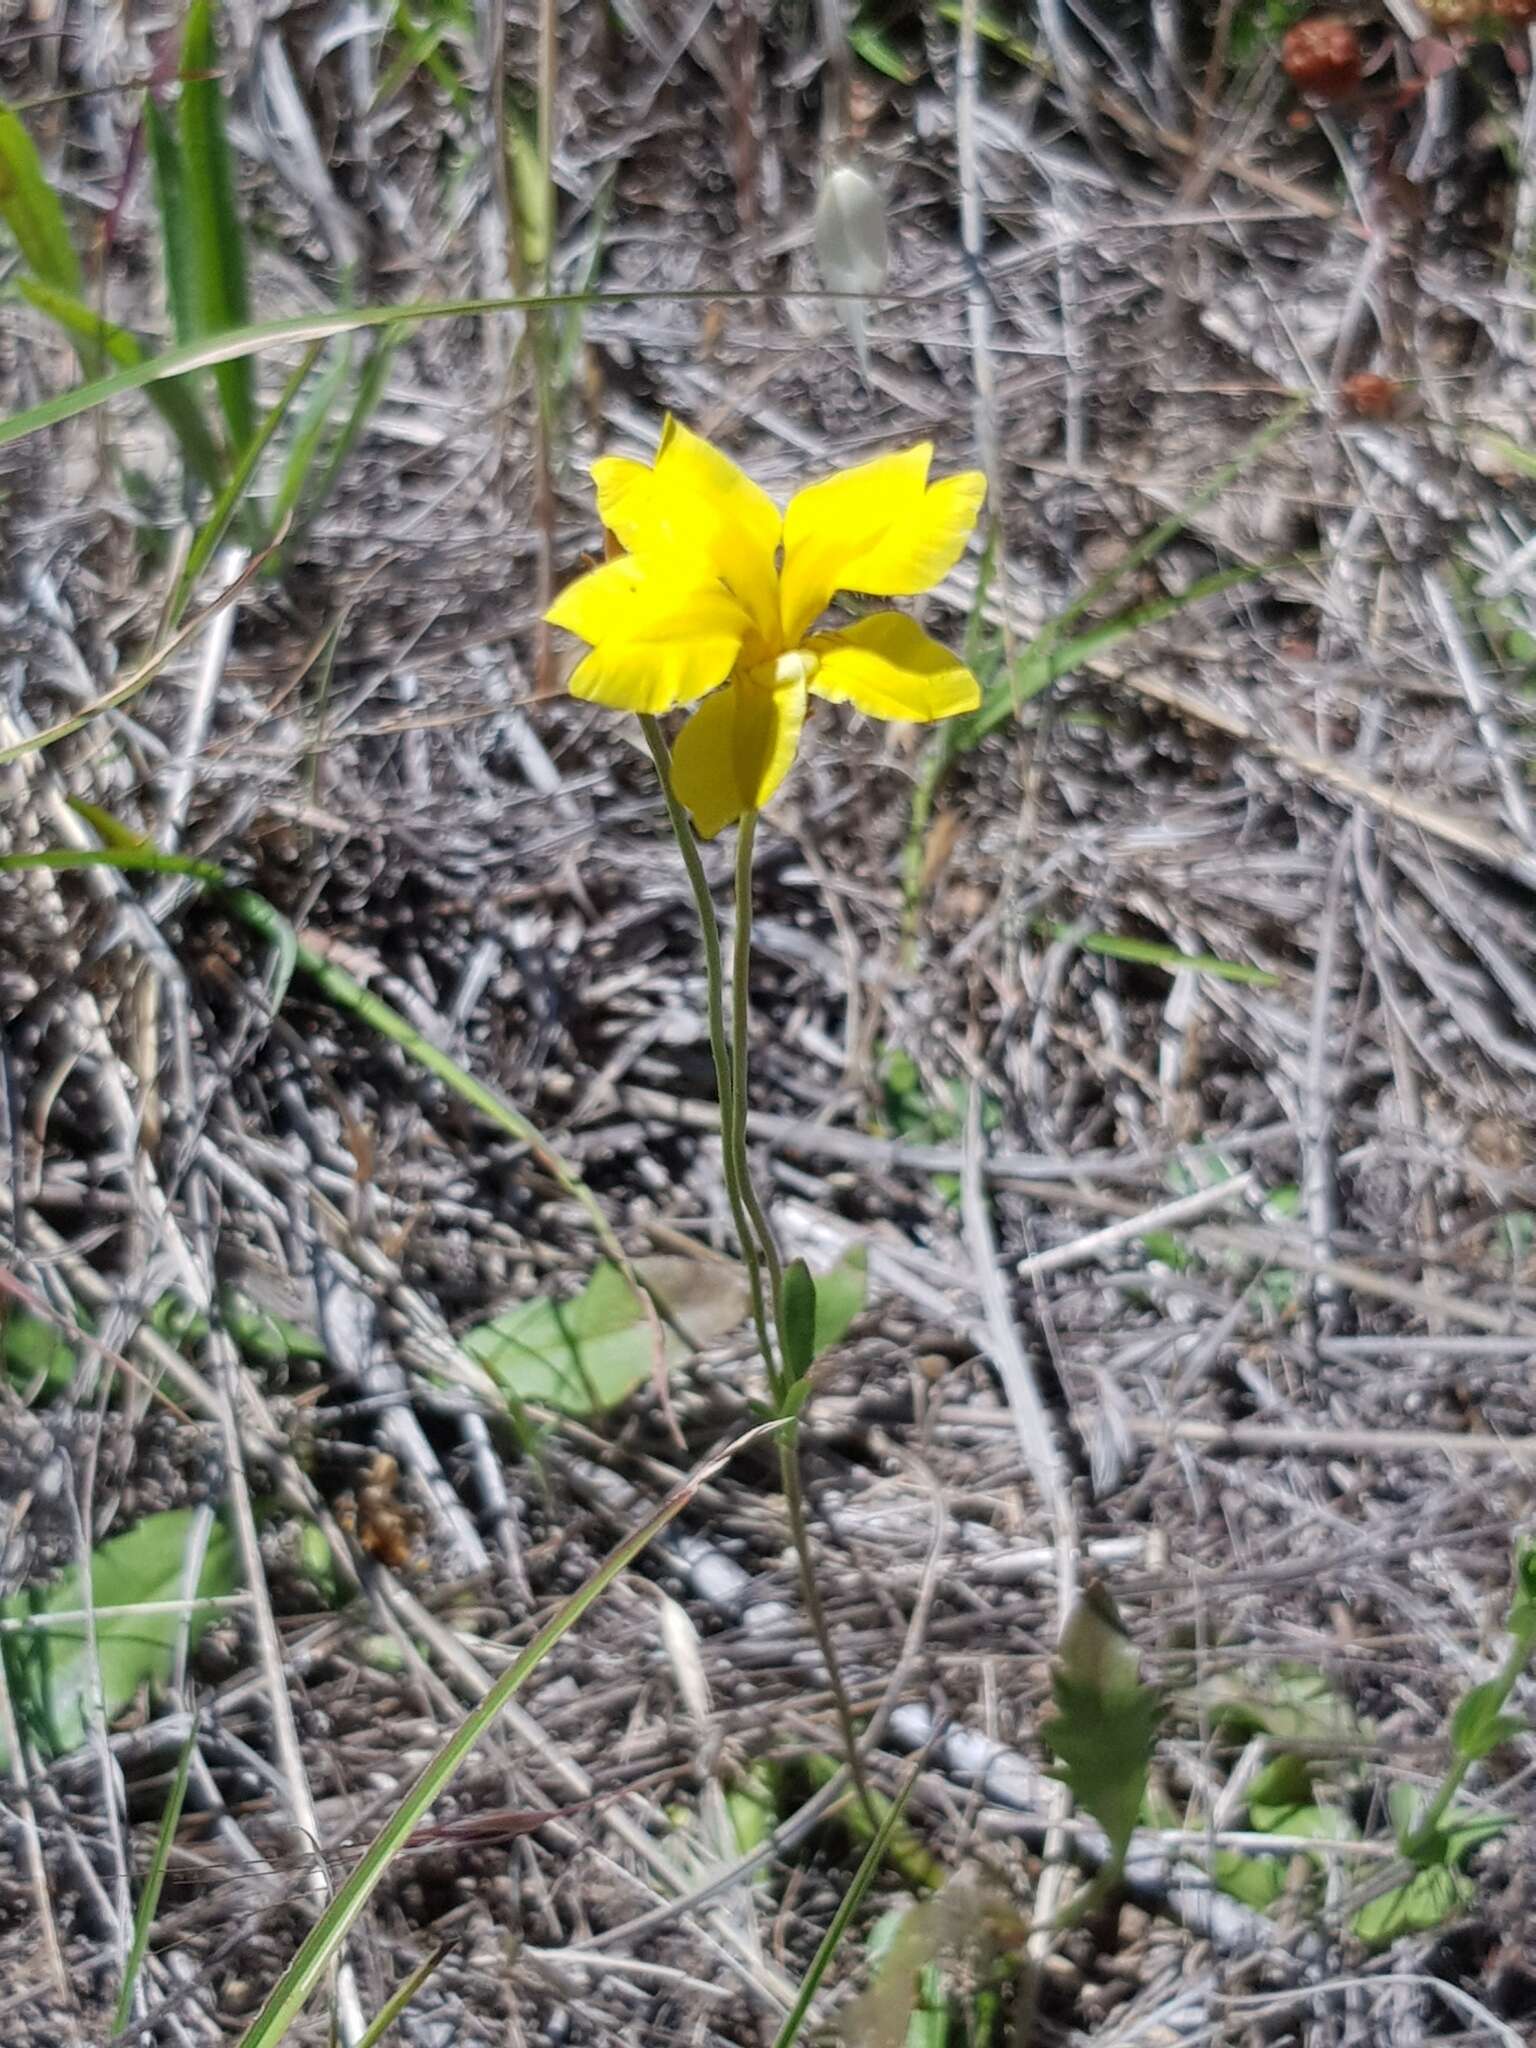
730 812 785 1323
554 418 986 1833
638 715 776 1381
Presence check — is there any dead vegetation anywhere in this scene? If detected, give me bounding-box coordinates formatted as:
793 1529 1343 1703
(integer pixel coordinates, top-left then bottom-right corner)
4 1 1536 2042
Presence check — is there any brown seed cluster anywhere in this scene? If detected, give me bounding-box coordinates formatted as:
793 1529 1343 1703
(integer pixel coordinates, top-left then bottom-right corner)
1281 16 1364 101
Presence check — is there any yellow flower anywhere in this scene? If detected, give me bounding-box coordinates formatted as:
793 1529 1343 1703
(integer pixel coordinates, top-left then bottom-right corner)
545 418 987 837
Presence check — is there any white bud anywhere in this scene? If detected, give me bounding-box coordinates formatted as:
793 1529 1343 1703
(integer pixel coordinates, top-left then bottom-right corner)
813 161 888 378
814 161 889 296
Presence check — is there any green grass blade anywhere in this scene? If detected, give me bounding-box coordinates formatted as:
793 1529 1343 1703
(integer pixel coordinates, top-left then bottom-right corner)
234 1422 777 2048
771 1754 926 2048
17 277 226 490
168 342 322 628
0 542 276 765
354 1943 454 2048
282 325 400 542
965 553 1299 749
177 0 254 451
1027 395 1308 663
267 344 352 533
219 885 631 1268
0 849 225 881
0 285 778 451
374 0 469 116
145 96 195 347
0 105 82 295
113 1715 199 2033
1040 923 1281 986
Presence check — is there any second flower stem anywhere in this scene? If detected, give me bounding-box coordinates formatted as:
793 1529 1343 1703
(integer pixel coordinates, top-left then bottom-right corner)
639 714 775 1382
731 810 784 1319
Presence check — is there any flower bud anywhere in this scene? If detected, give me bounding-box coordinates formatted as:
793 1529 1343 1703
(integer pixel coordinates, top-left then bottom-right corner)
814 160 889 377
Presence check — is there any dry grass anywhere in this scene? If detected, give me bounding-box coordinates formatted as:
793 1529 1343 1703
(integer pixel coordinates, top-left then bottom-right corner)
4 1 1536 2042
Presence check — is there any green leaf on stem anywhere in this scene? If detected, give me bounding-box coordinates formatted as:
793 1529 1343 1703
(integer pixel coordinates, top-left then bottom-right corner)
1042 1584 1161 1867
811 1244 867 1356
4 1310 77 1400
1450 1679 1525 1765
1510 1538 1536 1638
781 1260 817 1383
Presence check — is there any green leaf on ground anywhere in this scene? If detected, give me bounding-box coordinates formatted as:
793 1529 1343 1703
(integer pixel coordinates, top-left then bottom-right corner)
0 1509 239 1766
1352 1864 1475 1949
1205 1663 1363 1746
1390 1783 1508 1873
1245 1751 1357 1843
461 1256 748 1416
1213 1849 1289 1910
3 1310 77 1400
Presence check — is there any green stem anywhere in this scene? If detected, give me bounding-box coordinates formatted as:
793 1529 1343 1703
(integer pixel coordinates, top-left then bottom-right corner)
1403 1621 1536 1861
638 715 776 1385
731 811 785 1315
779 1426 877 1822
726 813 874 1820
634 737 877 1828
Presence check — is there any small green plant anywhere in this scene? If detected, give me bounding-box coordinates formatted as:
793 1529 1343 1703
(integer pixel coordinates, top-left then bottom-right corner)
878 1046 999 1202
1352 1540 1536 1946
1043 1585 1163 1907
1195 1548 1535 1948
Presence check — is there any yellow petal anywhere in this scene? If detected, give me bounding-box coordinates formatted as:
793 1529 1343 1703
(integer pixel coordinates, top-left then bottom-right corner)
590 418 781 649
544 554 648 643
781 445 987 643
590 456 657 545
670 677 807 838
558 575 751 714
806 614 981 723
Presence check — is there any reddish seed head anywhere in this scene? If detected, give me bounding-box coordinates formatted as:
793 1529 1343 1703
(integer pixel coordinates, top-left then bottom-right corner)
1281 16 1364 100
1338 372 1399 420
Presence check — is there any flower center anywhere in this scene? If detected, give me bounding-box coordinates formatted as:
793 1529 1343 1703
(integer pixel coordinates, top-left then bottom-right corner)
743 648 818 693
